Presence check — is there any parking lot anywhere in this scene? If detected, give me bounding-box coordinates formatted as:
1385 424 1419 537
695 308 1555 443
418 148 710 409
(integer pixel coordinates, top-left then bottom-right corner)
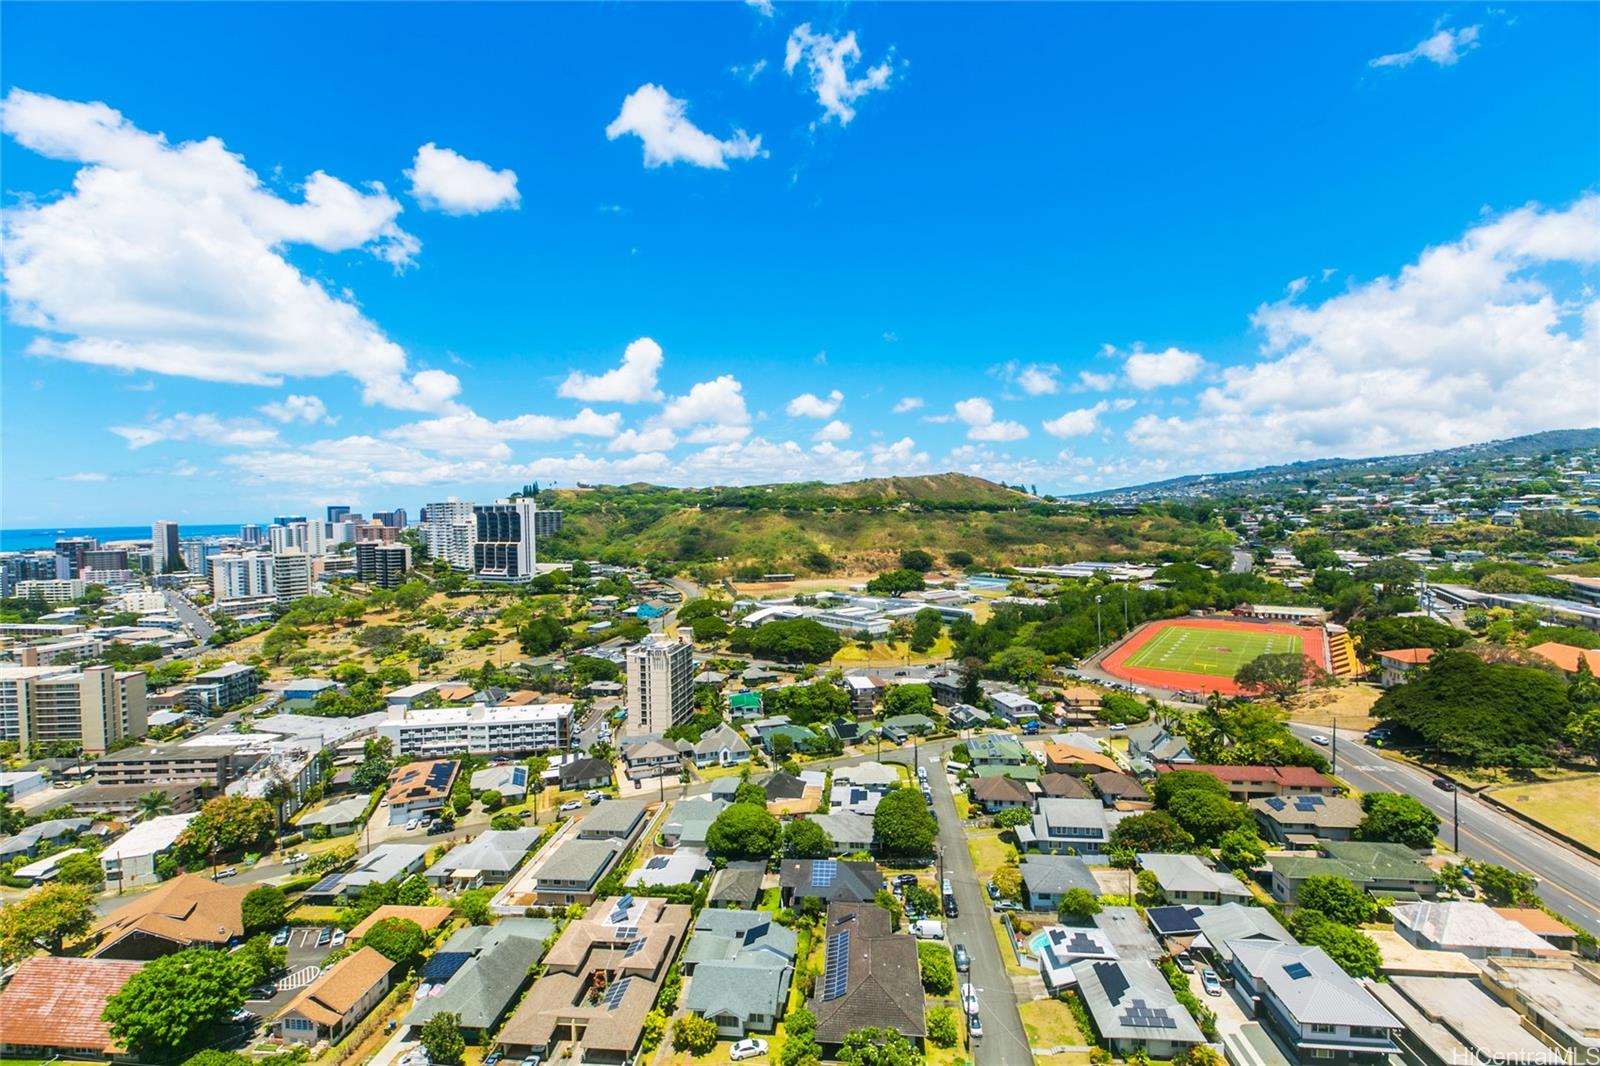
243 925 339 1018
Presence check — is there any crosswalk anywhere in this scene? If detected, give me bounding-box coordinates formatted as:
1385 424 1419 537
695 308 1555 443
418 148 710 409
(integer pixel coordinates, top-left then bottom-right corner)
277 965 323 991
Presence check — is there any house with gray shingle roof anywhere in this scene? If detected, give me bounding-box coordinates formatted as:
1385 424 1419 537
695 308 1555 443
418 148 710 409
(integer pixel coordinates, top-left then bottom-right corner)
1020 854 1100 911
811 902 925 1053
1138 853 1251 905
662 798 727 849
1227 940 1402 1060
1076 959 1206 1056
708 861 765 909
685 723 751 769
401 918 549 1037
683 910 797 1037
424 829 542 890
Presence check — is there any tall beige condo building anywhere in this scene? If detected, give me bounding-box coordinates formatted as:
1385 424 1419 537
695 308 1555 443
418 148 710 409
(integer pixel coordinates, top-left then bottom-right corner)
0 665 149 753
625 636 694 734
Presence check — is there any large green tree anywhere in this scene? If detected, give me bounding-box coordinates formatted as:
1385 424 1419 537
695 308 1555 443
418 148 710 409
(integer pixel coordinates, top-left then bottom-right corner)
1108 811 1194 853
839 1026 923 1066
1373 651 1573 764
1233 652 1322 700
419 1012 465 1065
103 947 248 1060
747 619 844 663
240 885 287 936
872 788 937 858
1165 791 1246 845
917 941 956 994
1357 793 1440 849
177 795 275 862
706 802 782 861
361 917 426 969
0 882 96 963
1295 874 1377 925
782 818 834 859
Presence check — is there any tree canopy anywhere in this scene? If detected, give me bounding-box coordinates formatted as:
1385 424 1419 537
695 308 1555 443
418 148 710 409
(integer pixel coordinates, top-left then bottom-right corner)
741 619 843 663
361 917 427 969
103 947 248 1060
1356 793 1440 849
872 788 937 858
0 882 96 963
706 802 782 861
782 817 834 859
1373 651 1573 764
240 885 287 936
1233 652 1323 700
1108 810 1194 853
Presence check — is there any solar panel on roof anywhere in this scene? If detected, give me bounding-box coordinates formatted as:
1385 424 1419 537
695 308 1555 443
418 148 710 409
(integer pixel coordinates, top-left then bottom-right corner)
821 929 851 1001
616 892 634 910
602 975 633 1010
1266 797 1286 811
511 766 527 787
623 937 647 958
420 951 471 983
614 925 638 941
308 873 345 896
426 763 454 788
811 860 838 886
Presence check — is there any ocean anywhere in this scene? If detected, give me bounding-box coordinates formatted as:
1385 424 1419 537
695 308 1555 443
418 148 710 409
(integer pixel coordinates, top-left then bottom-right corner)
1 524 244 552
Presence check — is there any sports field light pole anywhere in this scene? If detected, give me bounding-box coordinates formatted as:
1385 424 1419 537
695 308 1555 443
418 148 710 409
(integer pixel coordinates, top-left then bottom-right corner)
1095 596 1103 646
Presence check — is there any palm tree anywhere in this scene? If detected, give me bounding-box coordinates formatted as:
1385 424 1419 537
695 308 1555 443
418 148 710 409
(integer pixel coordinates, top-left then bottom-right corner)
136 790 173 821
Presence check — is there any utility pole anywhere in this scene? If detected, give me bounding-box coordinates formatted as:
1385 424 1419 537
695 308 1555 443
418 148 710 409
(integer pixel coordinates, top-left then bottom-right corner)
1331 718 1338 775
1453 786 1460 853
1123 584 1129 629
1095 596 1103 646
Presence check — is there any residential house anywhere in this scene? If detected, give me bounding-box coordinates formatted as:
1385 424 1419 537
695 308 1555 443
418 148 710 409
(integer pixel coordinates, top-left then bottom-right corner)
92 873 249 959
806 812 876 855
98 813 195 887
991 690 1041 724
425 828 542 891
758 723 817 755
946 703 987 731
559 757 613 791
1492 908 1582 953
880 713 937 743
1228 940 1402 1062
684 723 751 769
1040 773 1093 800
471 764 530 804
662 798 727 849
1190 903 1293 967
1268 841 1437 904
0 816 91 862
831 763 899 816
577 799 649 841
1377 648 1436 687
1368 975 1568 1066
968 734 1030 770
523 837 629 906
275 946 394 1044
402 919 550 1038
384 759 458 826
0 956 145 1059
1090 772 1151 810
1159 763 1340 803
304 843 429 901
1476 956 1600 1056
811 902 926 1054
727 690 762 718
779 858 883 907
1389 901 1557 959
1058 686 1104 716
628 850 713 889
348 905 454 940
1252 794 1365 844
1016 798 1113 858
1138 853 1252 905
1019 854 1100 911
928 671 964 707
1034 924 1120 993
683 909 797 1037
621 737 682 782
970 774 1033 813
1076 959 1207 1056
496 896 692 1064
1125 723 1194 771
843 675 886 715
1527 642 1600 676
297 795 371 836
707 861 765 909
1043 739 1122 777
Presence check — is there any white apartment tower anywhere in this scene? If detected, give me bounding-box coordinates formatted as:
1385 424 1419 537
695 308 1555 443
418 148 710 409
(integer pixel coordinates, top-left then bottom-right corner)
212 552 275 601
625 635 694 734
472 498 537 583
272 550 312 604
423 499 477 570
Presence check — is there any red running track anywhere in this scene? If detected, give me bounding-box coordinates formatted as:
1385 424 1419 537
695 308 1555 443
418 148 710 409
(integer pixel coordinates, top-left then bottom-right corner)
1099 616 1329 697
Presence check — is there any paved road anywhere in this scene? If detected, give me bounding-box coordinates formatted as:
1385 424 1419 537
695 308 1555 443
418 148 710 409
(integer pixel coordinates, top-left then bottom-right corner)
925 745 1031 1066
1289 723 1600 937
1230 549 1254 575
163 587 217 641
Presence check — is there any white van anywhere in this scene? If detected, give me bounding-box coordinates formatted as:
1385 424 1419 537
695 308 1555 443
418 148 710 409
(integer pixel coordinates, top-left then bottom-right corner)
910 919 945 940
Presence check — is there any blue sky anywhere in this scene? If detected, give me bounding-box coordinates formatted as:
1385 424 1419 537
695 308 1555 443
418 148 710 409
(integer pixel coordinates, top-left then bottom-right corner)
3 2 1597 526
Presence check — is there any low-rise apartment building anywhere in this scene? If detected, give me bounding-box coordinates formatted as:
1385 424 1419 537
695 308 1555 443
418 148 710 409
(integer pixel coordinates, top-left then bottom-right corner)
377 702 573 757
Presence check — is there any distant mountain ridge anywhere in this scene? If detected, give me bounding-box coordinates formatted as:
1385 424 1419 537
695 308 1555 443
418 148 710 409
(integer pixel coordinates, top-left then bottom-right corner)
1074 428 1600 501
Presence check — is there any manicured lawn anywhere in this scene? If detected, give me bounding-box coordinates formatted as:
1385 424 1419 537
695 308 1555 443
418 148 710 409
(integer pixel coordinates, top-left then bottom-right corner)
965 828 1014 873
830 635 955 666
1020 998 1088 1048
1487 774 1600 851
1124 623 1303 679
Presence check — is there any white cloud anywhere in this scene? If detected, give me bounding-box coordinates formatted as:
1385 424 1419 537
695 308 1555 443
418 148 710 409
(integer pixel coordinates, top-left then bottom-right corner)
1371 24 1481 68
953 396 1029 442
786 389 844 418
731 59 769 83
605 84 765 169
57 472 107 482
558 337 665 403
784 23 895 126
406 142 520 215
1075 370 1118 392
110 412 282 450
386 408 620 459
1042 400 1111 438
259 394 334 424
813 419 851 442
892 396 924 413
661 374 752 429
684 424 753 445
745 0 774 15
608 426 679 453
994 360 1060 396
1126 195 1600 469
870 436 929 468
0 89 461 413
1121 347 1207 389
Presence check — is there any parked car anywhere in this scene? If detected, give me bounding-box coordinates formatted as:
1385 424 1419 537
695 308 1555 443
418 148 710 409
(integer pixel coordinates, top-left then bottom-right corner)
1109 723 1128 731
730 1038 769 1061
560 799 583 812
967 1009 983 1040
428 822 450 834
331 929 347 947
910 919 945 940
953 943 971 972
483 1054 501 1066
1174 953 1195 973
214 866 238 879
249 984 276 1000
986 881 1000 900
993 900 1021 913
943 895 959 918
893 873 919 888
405 818 419 831
316 928 332 946
584 789 604 801
1201 968 1222 997
961 983 979 1016
418 817 433 829
273 927 291 946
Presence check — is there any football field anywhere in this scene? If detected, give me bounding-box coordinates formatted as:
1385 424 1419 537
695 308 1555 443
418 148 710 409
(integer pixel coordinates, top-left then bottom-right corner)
1122 623 1303 678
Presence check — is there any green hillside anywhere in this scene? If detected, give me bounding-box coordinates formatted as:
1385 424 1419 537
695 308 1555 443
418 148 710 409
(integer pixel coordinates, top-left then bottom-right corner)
534 474 1234 577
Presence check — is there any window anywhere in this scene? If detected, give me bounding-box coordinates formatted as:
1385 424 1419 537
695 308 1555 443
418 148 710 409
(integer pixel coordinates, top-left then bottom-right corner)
1309 1050 1334 1060
1310 1024 1336 1034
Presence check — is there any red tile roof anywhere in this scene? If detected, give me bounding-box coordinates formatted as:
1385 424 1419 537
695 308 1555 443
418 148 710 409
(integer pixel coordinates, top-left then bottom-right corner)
1156 763 1337 790
0 956 144 1053
1528 642 1600 675
1378 647 1435 665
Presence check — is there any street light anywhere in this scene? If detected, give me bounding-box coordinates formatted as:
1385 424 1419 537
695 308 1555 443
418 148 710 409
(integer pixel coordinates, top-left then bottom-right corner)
1095 596 1103 646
